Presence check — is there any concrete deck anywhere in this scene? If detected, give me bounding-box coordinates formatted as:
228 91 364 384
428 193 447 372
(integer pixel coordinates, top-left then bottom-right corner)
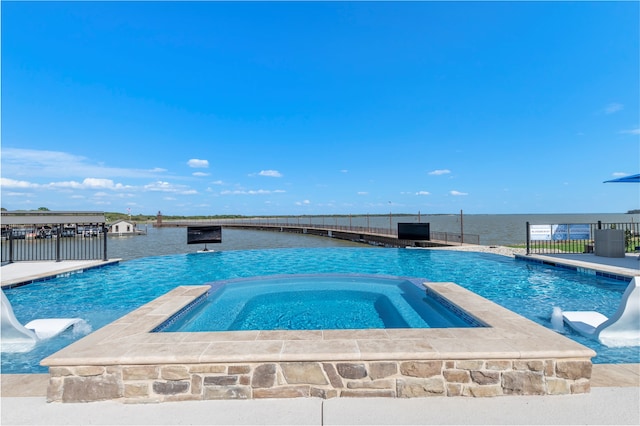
1 387 639 425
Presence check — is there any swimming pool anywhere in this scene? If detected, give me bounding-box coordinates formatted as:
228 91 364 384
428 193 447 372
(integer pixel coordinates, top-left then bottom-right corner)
2 247 638 373
155 275 483 332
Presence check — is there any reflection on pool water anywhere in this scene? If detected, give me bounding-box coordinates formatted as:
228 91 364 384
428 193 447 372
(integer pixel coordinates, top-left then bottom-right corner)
155 275 483 332
2 247 638 373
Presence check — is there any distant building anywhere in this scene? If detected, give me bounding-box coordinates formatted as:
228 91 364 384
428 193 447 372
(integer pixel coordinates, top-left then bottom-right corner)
108 219 141 236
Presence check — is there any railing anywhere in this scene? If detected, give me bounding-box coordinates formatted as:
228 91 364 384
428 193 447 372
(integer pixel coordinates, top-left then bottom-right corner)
1 224 107 263
160 218 481 246
526 221 640 255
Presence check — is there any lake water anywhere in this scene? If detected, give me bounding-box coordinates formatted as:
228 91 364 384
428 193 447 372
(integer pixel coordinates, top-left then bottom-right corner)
110 213 639 260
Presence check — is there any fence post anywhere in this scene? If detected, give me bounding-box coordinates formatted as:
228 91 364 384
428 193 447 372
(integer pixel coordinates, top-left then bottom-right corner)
102 224 108 261
526 222 530 255
56 226 62 262
8 228 14 263
460 210 464 245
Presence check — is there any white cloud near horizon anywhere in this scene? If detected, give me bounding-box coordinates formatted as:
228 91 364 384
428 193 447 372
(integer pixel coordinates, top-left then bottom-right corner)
450 190 468 196
295 200 311 206
187 159 209 168
0 178 39 189
61 178 129 190
428 169 451 176
416 191 430 195
1 177 132 191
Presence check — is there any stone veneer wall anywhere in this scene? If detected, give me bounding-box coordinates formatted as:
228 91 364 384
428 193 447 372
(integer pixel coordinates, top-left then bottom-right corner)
47 358 592 403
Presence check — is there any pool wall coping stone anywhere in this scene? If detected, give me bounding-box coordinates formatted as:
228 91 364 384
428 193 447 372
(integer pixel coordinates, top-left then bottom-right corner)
40 281 597 402
1 259 121 289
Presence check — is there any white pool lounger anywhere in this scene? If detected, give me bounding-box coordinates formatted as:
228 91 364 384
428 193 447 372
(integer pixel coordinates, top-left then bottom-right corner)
0 290 82 353
563 276 640 347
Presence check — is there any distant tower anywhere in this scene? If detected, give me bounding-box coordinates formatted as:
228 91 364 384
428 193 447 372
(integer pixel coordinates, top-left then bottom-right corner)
157 211 163 226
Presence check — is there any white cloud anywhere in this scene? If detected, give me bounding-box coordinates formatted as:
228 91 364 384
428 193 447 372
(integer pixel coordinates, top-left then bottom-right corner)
340 169 348 173
1 177 132 191
612 172 630 177
4 191 34 197
47 178 130 190
620 128 640 135
47 180 83 189
295 200 311 206
187 159 209 168
1 148 167 179
0 178 39 188
256 170 283 178
416 191 430 196
82 178 122 189
211 180 225 185
192 172 210 177
357 191 368 195
429 169 451 176
604 103 623 114
450 190 468 196
144 181 194 194
220 189 286 195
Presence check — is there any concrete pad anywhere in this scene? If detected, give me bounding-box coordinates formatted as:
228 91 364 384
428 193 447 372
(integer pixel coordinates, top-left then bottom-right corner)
322 387 640 425
0 397 323 425
2 388 639 425
0 374 48 397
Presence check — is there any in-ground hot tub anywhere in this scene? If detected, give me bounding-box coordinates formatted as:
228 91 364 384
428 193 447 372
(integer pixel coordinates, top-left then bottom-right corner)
42 275 596 403
154 275 485 332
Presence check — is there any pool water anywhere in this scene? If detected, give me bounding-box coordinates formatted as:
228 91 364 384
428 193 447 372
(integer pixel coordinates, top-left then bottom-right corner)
2 248 639 373
157 275 480 332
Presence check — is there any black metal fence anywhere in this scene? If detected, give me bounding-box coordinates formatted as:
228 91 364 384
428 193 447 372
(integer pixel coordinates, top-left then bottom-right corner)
1 223 107 263
162 218 481 246
526 221 640 255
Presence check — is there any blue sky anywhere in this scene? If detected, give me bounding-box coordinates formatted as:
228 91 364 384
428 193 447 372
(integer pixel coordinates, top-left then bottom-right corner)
1 2 638 216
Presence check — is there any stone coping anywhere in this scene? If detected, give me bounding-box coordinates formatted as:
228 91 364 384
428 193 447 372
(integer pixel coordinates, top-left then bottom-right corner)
41 282 595 368
1 259 121 289
516 254 639 282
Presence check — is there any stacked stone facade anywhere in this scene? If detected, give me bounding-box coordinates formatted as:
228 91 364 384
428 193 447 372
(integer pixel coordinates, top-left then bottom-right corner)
47 358 592 403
